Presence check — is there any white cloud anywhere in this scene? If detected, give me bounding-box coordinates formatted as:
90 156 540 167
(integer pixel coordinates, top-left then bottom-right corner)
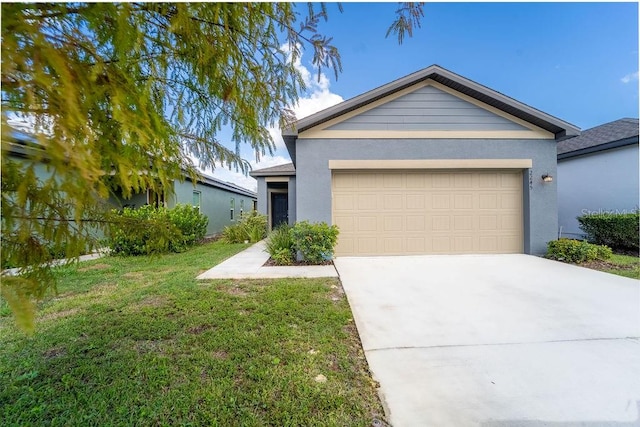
621 71 639 84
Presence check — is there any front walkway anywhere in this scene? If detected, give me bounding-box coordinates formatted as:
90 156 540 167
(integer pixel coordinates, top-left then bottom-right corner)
196 241 338 279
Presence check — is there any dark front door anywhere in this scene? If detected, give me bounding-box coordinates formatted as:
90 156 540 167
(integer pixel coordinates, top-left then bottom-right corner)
271 192 288 228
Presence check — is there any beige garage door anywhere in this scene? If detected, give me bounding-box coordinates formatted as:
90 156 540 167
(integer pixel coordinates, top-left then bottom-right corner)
332 170 523 256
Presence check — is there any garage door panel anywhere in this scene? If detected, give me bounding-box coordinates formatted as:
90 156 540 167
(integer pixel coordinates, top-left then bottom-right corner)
357 174 377 188
357 194 377 210
383 174 403 188
454 194 474 209
432 215 451 231
454 173 473 188
383 216 403 231
383 194 403 209
432 194 451 209
406 194 425 209
406 174 426 188
479 193 498 209
433 174 452 188
407 215 426 231
357 216 377 232
332 170 523 255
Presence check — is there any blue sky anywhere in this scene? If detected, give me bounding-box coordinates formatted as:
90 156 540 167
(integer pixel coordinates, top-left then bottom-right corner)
211 2 639 191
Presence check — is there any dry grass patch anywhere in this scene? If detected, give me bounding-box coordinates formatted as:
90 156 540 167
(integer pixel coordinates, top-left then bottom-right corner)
39 308 80 322
77 263 111 272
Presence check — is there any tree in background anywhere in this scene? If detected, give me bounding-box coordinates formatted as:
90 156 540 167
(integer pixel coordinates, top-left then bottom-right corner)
1 2 424 332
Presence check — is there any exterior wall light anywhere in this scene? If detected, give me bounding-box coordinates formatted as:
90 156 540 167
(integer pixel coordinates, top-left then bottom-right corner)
541 174 553 183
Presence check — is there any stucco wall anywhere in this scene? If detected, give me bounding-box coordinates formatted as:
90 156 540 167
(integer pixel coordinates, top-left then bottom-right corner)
256 178 268 215
295 138 558 255
172 180 256 236
558 144 639 239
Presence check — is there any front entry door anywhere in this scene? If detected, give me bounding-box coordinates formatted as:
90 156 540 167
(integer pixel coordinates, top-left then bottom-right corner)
271 192 288 228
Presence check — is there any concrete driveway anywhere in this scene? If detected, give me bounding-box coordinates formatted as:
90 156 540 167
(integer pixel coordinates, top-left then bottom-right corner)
334 254 640 426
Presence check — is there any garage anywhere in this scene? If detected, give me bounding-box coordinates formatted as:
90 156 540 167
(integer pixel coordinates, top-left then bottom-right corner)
332 168 524 256
255 65 580 255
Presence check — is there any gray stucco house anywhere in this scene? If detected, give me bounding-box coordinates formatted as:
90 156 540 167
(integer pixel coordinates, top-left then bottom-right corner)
5 129 257 237
117 174 257 237
251 65 579 256
557 118 639 239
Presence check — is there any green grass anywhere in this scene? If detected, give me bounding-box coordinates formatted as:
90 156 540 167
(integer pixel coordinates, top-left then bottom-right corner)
0 241 384 426
601 253 639 279
581 252 640 279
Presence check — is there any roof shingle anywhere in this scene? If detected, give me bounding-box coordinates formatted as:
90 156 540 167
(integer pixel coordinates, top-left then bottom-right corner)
249 162 295 177
557 118 639 157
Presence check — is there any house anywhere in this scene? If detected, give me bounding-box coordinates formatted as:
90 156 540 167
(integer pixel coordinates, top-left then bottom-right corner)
251 64 579 256
4 129 257 237
116 174 257 236
557 118 639 239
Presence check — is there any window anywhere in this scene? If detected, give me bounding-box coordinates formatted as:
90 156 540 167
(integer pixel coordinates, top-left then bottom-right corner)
192 191 201 211
230 198 235 221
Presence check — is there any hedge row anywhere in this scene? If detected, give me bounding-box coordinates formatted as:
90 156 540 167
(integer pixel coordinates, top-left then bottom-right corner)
108 204 208 256
577 211 639 252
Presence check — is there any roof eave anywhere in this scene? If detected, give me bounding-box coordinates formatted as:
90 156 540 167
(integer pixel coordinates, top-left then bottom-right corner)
558 136 639 160
284 64 580 140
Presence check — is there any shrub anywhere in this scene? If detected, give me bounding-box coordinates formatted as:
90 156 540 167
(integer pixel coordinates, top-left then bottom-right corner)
167 204 208 247
221 211 267 244
546 238 613 264
108 204 208 256
265 224 294 265
241 210 268 243
577 211 639 253
291 221 339 264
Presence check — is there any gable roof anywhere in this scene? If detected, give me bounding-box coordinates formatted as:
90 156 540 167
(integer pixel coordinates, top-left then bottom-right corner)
283 64 580 143
189 173 257 198
4 128 257 198
249 162 295 177
557 118 639 160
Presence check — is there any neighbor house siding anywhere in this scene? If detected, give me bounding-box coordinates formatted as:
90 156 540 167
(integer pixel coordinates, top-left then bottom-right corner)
171 180 256 236
557 144 639 239
295 138 558 255
327 85 529 132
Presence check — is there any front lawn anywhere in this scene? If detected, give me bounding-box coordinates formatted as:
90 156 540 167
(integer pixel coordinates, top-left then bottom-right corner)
582 253 640 279
0 241 384 426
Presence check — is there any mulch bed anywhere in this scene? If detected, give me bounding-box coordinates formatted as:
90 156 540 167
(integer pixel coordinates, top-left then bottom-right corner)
263 258 333 267
580 260 635 271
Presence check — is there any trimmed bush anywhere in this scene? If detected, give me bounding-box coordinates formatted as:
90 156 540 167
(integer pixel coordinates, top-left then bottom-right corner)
108 204 208 256
577 211 639 253
221 211 267 244
265 224 294 265
546 238 612 264
291 221 339 264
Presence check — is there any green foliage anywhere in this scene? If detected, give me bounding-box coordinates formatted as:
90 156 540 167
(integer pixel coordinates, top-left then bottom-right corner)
242 210 268 243
0 242 383 425
221 211 267 244
265 225 295 265
108 204 208 256
291 221 339 264
546 238 613 264
1 2 423 330
167 204 208 247
577 211 639 252
386 2 425 44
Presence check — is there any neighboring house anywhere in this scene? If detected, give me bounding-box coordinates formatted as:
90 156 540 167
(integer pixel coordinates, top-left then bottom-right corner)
251 64 579 256
117 174 257 236
4 129 257 237
557 118 639 239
